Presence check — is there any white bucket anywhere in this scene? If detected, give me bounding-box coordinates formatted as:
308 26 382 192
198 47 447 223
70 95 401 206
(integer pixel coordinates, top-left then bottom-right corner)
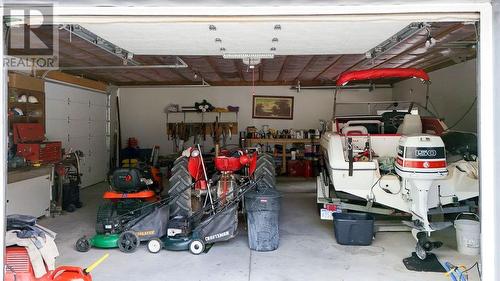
454 213 480 255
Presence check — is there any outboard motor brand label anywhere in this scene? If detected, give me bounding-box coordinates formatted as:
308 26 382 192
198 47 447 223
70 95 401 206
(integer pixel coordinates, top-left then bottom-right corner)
404 147 445 159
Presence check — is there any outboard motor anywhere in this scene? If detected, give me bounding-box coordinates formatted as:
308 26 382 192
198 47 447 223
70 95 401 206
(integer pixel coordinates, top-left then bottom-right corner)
396 135 449 259
395 135 448 233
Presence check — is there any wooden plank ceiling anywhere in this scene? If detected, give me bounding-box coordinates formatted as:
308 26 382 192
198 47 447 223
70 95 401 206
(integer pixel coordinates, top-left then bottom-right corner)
39 22 477 86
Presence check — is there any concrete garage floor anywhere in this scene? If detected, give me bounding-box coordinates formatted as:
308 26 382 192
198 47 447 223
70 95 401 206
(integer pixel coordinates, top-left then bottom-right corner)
39 178 480 281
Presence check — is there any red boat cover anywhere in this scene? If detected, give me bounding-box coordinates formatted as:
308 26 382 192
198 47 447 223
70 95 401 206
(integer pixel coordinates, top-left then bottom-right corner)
336 68 430 86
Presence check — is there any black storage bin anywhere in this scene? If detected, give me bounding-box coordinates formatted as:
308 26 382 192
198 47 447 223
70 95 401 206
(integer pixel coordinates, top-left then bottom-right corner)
62 183 82 212
332 213 374 246
245 188 281 251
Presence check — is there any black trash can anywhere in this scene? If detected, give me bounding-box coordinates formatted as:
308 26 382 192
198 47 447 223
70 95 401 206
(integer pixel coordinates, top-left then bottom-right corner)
245 188 281 251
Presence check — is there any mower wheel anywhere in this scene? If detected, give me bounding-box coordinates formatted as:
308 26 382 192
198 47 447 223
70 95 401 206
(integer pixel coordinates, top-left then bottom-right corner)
118 231 140 253
188 239 205 255
169 157 192 218
75 237 91 252
255 153 276 188
147 238 163 254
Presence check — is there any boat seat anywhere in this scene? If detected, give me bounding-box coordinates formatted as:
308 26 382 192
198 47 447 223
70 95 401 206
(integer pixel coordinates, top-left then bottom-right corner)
345 120 383 134
342 125 368 136
397 114 422 135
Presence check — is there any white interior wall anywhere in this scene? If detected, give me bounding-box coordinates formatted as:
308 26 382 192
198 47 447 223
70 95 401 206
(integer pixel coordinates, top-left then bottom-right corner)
392 59 477 132
118 86 392 154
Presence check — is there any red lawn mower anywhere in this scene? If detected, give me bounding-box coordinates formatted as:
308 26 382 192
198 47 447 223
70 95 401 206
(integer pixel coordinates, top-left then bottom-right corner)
168 145 276 218
146 145 276 254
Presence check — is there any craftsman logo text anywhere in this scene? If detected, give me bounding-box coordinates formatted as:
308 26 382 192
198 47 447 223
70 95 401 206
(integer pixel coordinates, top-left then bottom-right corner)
205 231 230 242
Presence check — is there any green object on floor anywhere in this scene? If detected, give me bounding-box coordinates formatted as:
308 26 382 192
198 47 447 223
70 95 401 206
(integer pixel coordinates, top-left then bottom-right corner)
90 234 119 248
162 235 192 251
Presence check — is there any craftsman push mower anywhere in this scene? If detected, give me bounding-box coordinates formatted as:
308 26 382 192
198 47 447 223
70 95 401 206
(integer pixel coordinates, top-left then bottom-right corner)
145 145 276 255
147 180 259 255
75 166 168 253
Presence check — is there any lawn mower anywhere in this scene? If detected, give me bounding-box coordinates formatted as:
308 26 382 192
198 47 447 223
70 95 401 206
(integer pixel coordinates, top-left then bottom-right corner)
146 145 276 255
75 166 164 252
147 180 259 255
167 145 276 219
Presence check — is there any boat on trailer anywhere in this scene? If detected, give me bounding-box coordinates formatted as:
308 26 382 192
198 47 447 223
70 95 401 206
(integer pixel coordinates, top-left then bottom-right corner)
317 68 479 259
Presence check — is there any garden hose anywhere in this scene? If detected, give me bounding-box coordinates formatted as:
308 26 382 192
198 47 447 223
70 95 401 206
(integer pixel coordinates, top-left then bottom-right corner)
84 253 109 274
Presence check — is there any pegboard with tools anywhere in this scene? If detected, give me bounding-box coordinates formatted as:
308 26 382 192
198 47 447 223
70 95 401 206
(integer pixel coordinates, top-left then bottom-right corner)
166 111 238 151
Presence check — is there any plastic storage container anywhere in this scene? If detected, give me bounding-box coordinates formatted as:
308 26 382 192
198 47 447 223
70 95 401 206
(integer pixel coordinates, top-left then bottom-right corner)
245 188 281 251
332 213 374 246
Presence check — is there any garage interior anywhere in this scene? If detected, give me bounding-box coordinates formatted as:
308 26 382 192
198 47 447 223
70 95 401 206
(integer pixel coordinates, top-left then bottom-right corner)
5 8 484 281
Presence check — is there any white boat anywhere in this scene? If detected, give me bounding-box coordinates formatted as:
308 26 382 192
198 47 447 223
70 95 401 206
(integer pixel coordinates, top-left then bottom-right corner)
317 68 479 259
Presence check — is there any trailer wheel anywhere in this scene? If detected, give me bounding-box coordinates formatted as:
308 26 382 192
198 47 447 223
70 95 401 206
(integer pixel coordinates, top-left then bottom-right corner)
147 239 163 254
254 153 276 188
189 239 205 255
76 237 91 252
118 231 140 253
169 157 192 218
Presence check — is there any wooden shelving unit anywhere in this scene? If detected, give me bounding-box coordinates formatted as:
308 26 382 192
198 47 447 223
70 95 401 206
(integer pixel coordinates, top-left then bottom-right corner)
7 74 45 131
246 138 321 174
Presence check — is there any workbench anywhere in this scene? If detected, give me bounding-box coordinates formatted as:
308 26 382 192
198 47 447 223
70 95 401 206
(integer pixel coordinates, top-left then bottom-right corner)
7 165 53 218
245 138 320 174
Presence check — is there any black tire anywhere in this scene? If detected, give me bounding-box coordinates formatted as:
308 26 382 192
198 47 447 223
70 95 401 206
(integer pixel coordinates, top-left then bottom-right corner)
96 201 115 234
118 231 140 253
76 237 91 252
254 153 276 189
169 157 192 218
171 157 188 172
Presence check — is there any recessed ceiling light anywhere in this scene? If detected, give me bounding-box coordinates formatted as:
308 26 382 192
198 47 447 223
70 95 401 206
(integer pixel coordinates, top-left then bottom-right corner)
209 25 216 31
272 37 279 43
270 47 276 51
215 38 222 43
220 47 226 51
274 24 281 30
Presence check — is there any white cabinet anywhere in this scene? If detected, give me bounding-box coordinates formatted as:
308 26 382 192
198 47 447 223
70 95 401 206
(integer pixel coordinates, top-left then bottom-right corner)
7 167 53 218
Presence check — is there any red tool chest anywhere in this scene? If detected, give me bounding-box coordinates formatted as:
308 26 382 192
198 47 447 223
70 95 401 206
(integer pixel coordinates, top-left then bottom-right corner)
13 123 62 164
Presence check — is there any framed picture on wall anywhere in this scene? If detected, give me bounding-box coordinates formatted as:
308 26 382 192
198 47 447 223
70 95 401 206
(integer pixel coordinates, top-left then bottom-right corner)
252 95 294 119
